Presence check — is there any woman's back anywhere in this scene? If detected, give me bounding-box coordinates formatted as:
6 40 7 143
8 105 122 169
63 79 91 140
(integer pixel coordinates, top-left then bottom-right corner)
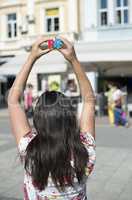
18 129 96 200
8 37 96 200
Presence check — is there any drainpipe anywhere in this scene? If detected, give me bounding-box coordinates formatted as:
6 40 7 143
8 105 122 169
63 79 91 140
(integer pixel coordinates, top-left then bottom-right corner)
27 0 35 36
68 0 78 39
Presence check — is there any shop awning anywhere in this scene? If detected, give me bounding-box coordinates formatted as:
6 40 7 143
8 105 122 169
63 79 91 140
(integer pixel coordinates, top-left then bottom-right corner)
0 56 13 65
0 52 67 76
75 39 132 62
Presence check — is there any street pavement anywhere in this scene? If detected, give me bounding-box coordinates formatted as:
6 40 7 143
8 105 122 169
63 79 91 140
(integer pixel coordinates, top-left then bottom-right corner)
0 111 132 200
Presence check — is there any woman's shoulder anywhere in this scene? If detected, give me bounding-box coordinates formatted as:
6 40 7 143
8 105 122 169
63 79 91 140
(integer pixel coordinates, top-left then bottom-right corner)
18 128 37 157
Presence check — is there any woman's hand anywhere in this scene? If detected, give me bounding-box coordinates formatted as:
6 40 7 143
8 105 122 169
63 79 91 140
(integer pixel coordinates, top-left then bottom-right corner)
57 37 78 63
30 36 52 60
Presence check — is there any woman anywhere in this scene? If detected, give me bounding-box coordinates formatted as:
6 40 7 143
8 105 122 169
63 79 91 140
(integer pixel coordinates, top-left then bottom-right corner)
105 83 116 125
8 36 96 200
113 86 128 127
24 84 34 118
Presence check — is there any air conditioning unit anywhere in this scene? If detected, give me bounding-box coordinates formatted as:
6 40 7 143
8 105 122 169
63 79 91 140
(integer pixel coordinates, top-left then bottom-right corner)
23 45 32 52
26 14 35 24
19 23 28 34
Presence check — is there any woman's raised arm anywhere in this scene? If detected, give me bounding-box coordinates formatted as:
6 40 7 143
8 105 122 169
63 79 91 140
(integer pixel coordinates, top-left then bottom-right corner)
8 36 52 144
58 37 95 139
71 59 95 139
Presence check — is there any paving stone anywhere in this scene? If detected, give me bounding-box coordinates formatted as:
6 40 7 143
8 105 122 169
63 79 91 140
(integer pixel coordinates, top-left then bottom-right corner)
0 121 132 200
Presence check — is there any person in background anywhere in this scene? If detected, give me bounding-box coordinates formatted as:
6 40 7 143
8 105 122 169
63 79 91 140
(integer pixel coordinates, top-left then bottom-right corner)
65 79 79 112
24 83 33 118
49 81 60 91
105 83 116 125
113 85 128 127
65 79 77 97
8 36 96 200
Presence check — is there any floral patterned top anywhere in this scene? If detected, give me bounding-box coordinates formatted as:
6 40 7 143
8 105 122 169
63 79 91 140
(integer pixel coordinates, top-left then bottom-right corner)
18 129 96 200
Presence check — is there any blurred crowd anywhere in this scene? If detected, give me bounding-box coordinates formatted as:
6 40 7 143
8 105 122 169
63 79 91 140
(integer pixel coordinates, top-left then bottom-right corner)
96 82 128 127
23 79 79 118
23 81 129 127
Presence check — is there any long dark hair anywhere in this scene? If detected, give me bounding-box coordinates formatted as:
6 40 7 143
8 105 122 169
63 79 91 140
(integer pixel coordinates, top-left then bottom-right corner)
25 91 89 191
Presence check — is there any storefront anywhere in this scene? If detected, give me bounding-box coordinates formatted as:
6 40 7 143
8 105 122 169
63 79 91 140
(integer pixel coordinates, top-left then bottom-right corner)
75 40 132 115
0 75 8 107
0 52 68 99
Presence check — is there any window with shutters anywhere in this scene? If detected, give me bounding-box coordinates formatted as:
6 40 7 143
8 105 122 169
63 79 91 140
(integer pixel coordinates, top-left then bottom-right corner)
45 8 60 32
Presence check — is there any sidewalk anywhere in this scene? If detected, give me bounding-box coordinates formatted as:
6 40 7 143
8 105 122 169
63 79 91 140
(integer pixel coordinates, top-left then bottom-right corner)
0 109 132 200
0 108 110 124
0 125 132 200
0 109 9 118
0 108 131 126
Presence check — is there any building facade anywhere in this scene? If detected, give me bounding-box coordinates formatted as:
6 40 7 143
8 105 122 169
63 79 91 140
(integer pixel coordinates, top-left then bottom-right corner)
0 0 80 101
78 0 132 105
0 0 79 55
0 0 132 109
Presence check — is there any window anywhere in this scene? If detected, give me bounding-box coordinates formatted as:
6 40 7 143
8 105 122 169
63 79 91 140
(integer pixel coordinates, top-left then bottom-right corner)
124 0 128 6
7 13 17 38
45 8 60 32
99 0 108 26
116 0 129 24
117 0 121 7
101 0 107 8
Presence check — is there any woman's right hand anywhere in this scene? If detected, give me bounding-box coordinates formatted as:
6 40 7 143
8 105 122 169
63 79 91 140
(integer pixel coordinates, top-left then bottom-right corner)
57 37 78 63
30 36 53 60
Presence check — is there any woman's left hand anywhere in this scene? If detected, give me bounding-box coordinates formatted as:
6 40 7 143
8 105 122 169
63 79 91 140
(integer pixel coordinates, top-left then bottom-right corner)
30 36 53 60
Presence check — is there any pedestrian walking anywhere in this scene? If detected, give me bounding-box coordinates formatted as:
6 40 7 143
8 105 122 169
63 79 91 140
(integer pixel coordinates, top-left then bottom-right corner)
105 83 116 125
24 84 34 118
8 36 96 200
113 86 128 127
65 79 77 97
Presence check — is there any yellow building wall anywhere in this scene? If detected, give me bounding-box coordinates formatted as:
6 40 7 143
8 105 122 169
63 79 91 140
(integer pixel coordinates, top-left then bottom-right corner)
0 0 80 55
0 1 26 40
35 0 68 35
0 0 69 34
0 0 81 95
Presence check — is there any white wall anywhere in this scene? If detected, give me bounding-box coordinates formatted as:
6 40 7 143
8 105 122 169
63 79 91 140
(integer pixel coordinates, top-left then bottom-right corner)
68 0 78 32
86 72 97 93
81 0 132 42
